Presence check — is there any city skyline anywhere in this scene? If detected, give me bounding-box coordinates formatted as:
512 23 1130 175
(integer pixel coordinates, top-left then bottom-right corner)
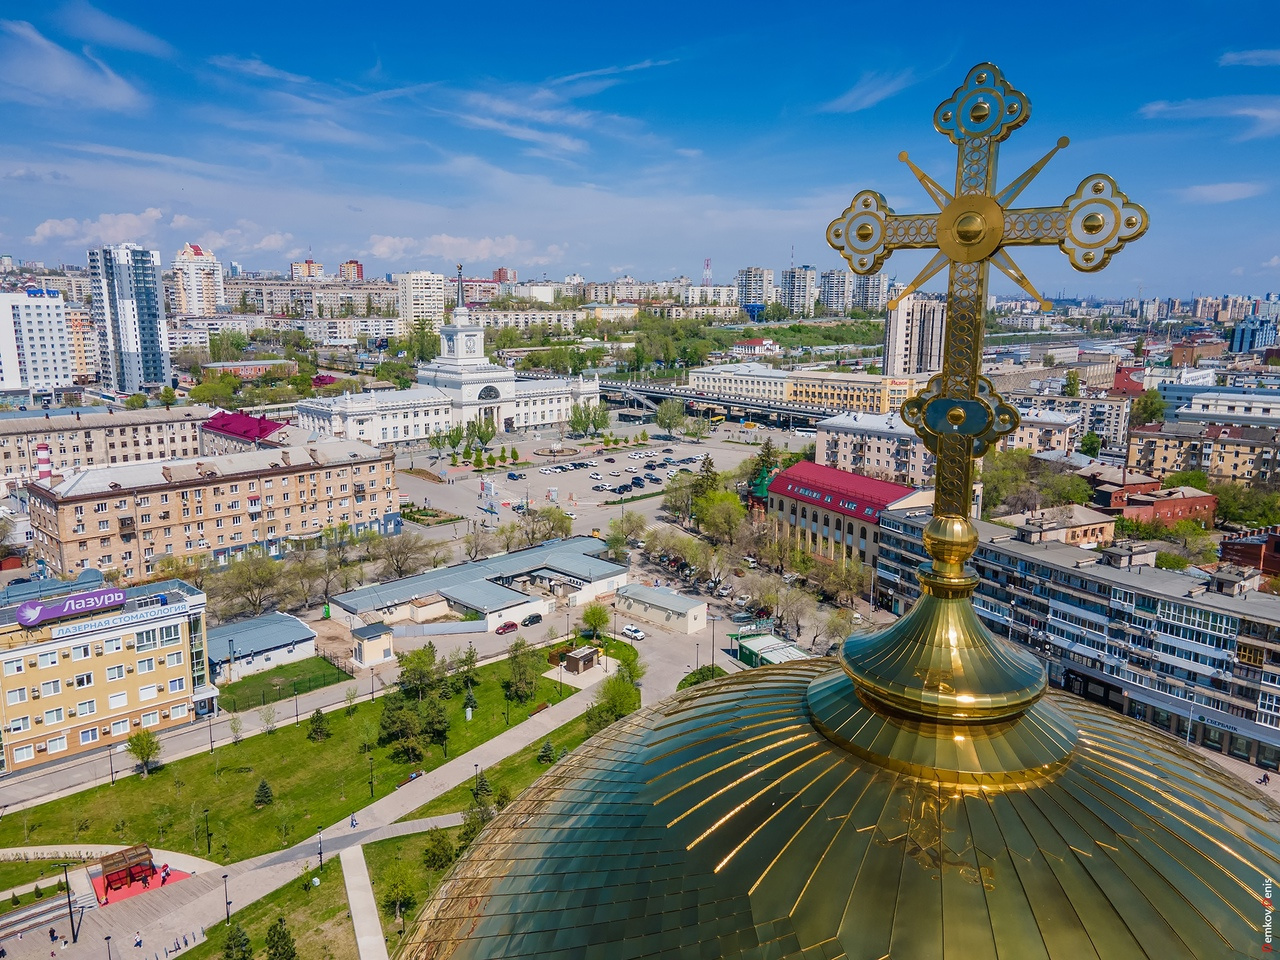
0 2 1276 299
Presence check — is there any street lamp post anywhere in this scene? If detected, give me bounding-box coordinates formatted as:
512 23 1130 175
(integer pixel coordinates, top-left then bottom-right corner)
474 763 479 791
107 747 115 785
204 808 211 856
207 713 214 754
58 861 76 942
368 756 374 798
318 831 323 867
294 690 300 726
696 642 700 671
105 935 112 959
222 874 231 925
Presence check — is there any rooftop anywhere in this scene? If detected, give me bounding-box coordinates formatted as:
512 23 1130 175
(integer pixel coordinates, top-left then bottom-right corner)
693 361 788 379
616 583 704 615
202 410 286 443
206 611 316 662
1076 463 1160 487
333 536 627 616
817 411 920 436
31 440 386 499
1001 504 1116 532
767 461 913 524
0 405 214 437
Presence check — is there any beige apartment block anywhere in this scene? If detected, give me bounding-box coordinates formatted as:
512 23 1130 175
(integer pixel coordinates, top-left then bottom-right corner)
0 406 214 494
1128 422 1280 484
65 303 98 384
786 372 918 414
0 577 210 773
27 440 398 584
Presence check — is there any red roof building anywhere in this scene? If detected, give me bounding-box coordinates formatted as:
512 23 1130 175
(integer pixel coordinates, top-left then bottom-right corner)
201 411 287 454
1111 365 1146 397
765 461 913 567
732 337 781 357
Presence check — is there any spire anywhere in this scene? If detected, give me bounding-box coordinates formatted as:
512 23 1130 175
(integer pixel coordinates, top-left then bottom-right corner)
453 263 471 326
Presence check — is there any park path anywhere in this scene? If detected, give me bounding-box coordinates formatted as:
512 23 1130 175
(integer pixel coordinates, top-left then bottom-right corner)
0 678 600 960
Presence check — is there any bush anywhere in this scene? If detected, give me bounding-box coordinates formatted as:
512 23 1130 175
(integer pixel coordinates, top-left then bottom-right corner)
255 778 275 806
306 708 331 742
11 891 19 906
32 883 43 899
677 664 729 690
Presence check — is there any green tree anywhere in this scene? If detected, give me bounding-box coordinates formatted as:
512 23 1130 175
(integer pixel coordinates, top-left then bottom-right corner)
421 694 450 757
1079 431 1103 457
207 550 296 619
1040 472 1093 507
676 665 728 690
682 416 711 442
538 739 556 764
1063 370 1080 397
158 385 178 406
584 663 643 735
398 645 440 702
265 916 299 960
124 393 148 410
1131 389 1166 426
380 859 417 926
255 778 274 806
694 489 747 544
306 708 331 742
581 602 609 639
1155 551 1190 570
979 448 1035 516
222 921 253 960
505 637 539 703
473 768 492 803
1163 469 1209 491
422 828 457 869
1042 353 1057 368
655 398 686 436
126 729 162 777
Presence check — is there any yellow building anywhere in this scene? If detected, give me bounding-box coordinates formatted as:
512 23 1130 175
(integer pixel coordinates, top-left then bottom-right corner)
64 303 97 384
0 576 209 773
784 371 918 413
1127 421 1280 483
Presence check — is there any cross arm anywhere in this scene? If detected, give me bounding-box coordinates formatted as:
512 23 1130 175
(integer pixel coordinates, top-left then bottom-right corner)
827 191 940 276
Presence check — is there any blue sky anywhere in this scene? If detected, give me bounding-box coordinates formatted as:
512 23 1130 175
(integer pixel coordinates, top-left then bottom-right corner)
0 0 1277 300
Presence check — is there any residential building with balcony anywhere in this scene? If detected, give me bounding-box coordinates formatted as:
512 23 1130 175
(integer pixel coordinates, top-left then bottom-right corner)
89 243 171 395
170 243 226 316
816 411 935 486
1127 422 1280 484
788 373 918 415
1006 390 1130 452
0 405 213 495
998 408 1078 454
0 573 210 774
27 440 399 583
883 294 945 376
876 506 1280 770
0 289 75 401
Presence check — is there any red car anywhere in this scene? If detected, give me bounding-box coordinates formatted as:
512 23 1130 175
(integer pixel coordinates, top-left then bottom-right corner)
495 621 518 635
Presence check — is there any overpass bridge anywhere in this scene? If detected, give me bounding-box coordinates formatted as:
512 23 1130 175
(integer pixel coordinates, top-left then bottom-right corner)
513 372 846 427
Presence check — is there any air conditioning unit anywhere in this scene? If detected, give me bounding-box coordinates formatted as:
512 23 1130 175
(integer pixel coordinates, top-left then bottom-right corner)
125 640 135 649
94 645 103 656
101 726 110 734
67 709 76 717
60 649 70 658
126 665 134 673
30 687 40 699
132 718 141 726
34 716 43 724
161 710 169 718
36 743 46 752
27 657 36 667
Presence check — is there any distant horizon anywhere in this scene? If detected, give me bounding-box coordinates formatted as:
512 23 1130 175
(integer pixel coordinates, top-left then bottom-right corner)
1 2 1276 300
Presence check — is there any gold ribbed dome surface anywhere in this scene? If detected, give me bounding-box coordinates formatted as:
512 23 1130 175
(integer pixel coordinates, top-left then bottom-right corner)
411 658 1280 959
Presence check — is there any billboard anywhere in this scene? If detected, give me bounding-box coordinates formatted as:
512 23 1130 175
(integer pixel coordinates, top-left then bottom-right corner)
15 587 128 627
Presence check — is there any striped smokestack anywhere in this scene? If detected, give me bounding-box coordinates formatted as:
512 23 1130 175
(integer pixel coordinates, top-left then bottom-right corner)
36 442 51 480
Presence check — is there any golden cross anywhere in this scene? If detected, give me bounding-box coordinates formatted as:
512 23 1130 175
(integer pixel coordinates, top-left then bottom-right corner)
828 63 1147 526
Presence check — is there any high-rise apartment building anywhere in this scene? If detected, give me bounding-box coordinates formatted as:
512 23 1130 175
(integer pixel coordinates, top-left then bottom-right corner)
170 243 226 316
338 259 364 281
853 272 891 312
290 259 324 281
735 267 774 308
396 270 446 326
87 244 171 395
64 302 97 384
492 267 517 283
0 290 74 397
818 269 853 314
779 265 817 316
882 294 946 376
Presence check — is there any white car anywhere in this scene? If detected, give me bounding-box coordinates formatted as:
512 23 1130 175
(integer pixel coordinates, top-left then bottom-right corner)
564 511 578 519
625 466 639 473
589 472 603 480
610 470 621 477
716 583 734 597
586 460 598 466
539 467 553 475
622 624 646 641
734 595 752 607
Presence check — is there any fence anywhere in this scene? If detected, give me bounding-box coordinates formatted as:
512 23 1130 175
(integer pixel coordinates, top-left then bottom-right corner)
217 663 354 714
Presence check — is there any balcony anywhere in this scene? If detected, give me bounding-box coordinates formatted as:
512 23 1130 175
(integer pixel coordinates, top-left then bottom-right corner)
119 516 135 529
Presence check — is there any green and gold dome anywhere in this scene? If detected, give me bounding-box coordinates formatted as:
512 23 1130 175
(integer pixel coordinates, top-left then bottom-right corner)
407 65 1280 960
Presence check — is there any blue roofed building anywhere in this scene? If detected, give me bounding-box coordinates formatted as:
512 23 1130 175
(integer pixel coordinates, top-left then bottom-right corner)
206 611 317 684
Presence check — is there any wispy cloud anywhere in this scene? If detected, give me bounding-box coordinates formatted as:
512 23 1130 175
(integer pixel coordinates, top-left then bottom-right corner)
0 21 143 111
57 1 172 57
26 207 164 245
552 58 675 87
820 69 917 113
1264 255 1280 269
1176 181 1268 203
1141 95 1280 138
366 233 533 262
1220 49 1280 67
209 54 308 84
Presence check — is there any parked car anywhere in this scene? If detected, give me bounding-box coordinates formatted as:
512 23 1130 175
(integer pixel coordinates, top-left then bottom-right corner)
564 511 578 519
496 621 518 635
730 611 755 623
507 471 526 480
625 466 639 473
604 457 616 463
734 595 752 607
716 583 734 597
644 473 662 483
589 472 604 480
623 624 646 641
661 448 675 453
630 478 645 488
592 483 610 492
521 612 543 627
614 484 631 494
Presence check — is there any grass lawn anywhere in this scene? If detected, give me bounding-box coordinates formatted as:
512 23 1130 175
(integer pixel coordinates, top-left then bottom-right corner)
0 662 571 864
363 831 459 952
218 657 353 713
403 712 594 821
182 859 355 960
0 859 75 919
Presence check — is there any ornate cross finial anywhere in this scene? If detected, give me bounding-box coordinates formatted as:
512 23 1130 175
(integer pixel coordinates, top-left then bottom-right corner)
827 62 1147 576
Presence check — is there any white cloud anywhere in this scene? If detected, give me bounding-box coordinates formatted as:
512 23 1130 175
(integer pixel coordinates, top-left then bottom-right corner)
1142 96 1280 138
1175 182 1268 203
1263 256 1280 269
170 214 203 230
253 232 294 252
1220 50 1280 67
26 207 164 245
366 233 529 262
0 20 143 111
208 55 308 84
820 69 916 113
57 2 173 57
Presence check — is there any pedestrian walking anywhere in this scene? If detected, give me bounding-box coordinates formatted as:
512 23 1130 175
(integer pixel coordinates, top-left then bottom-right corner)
49 929 57 943
134 932 143 948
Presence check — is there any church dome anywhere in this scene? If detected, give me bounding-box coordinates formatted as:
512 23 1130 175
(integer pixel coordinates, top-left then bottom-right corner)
409 571 1280 959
